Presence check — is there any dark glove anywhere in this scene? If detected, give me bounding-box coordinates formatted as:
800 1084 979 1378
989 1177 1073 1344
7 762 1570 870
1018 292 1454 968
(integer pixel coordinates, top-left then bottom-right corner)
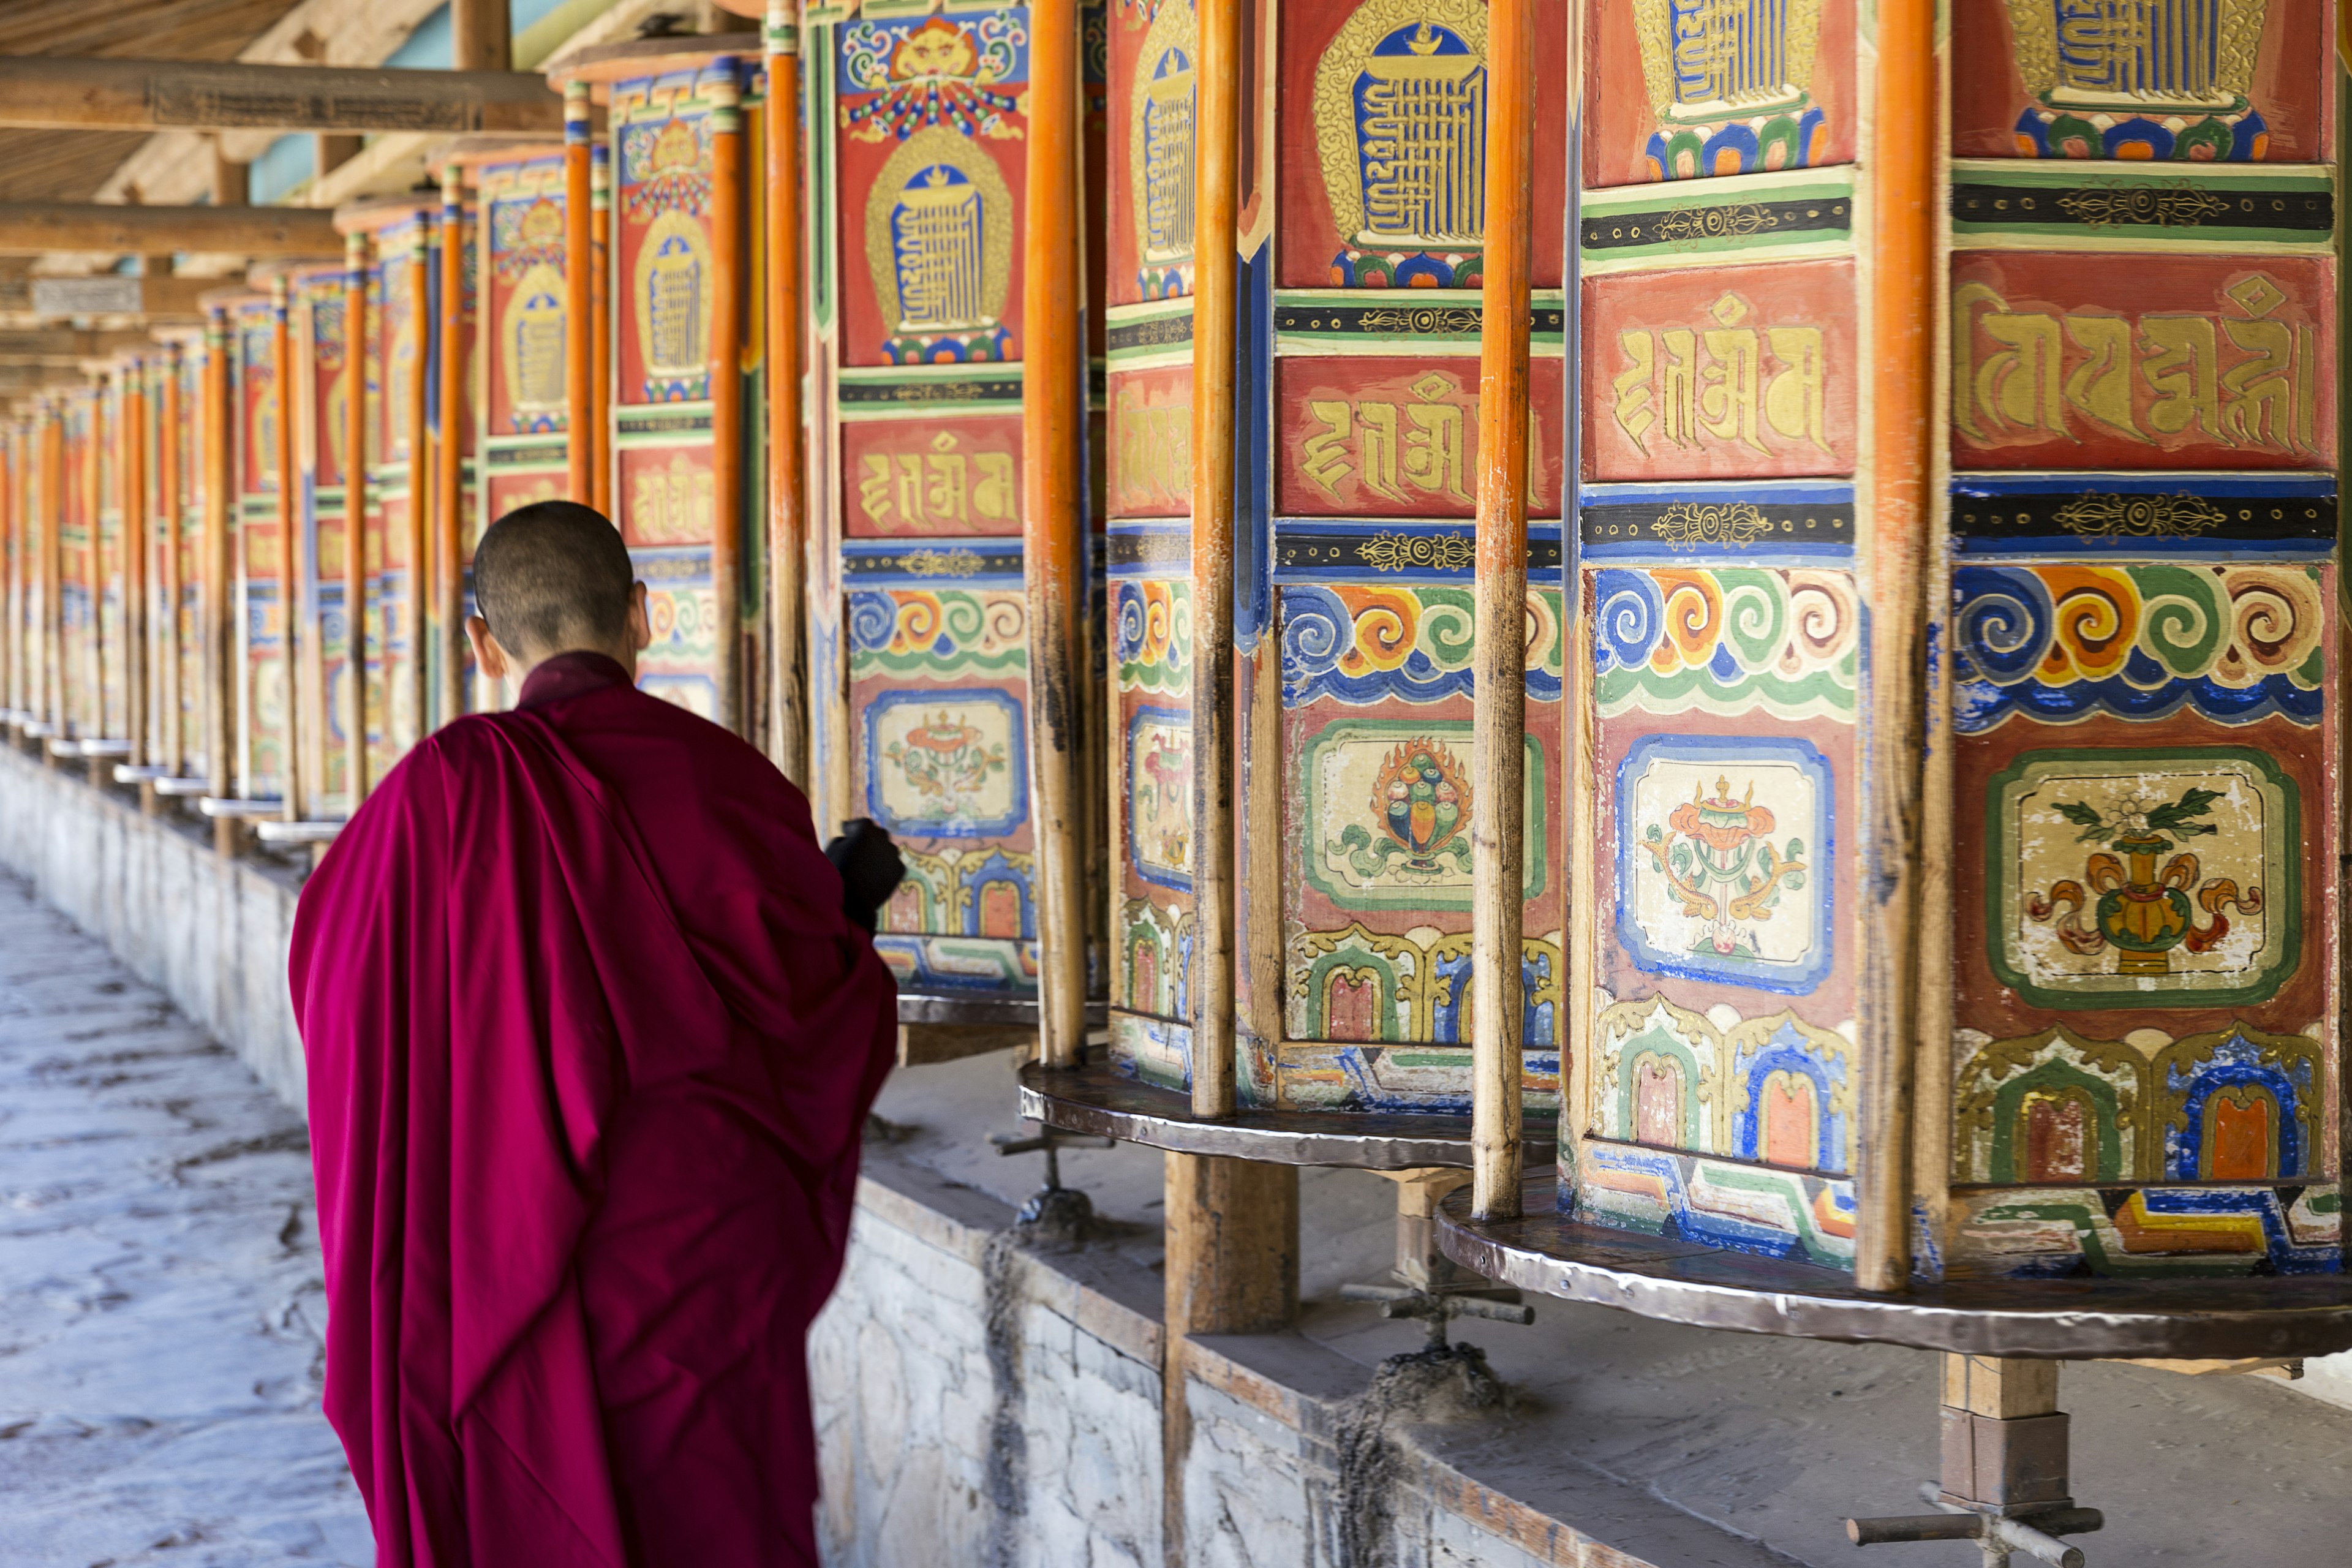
824 818 905 934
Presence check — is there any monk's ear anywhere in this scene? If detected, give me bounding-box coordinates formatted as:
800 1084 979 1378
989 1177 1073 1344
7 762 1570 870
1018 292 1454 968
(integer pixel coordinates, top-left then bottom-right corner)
627 582 652 652
466 615 510 685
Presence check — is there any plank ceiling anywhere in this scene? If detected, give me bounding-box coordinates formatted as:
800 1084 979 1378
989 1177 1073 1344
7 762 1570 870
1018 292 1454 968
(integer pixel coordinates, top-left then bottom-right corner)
0 0 305 203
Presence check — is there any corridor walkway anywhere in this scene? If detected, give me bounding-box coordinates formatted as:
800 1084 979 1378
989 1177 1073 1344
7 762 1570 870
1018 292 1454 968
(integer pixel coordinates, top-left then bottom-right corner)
0 875 369 1566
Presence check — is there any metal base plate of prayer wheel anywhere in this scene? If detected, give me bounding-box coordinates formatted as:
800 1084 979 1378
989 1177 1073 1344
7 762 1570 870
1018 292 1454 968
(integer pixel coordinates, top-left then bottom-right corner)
1435 1175 2352 1360
1020 1054 1558 1172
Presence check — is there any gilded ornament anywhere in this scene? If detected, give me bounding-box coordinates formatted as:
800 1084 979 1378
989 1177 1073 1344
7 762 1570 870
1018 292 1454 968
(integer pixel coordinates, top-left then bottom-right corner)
2050 491 2227 539
864 126 1016 360
1127 0 1197 291
1311 0 1490 247
1359 530 1474 573
1653 500 1772 546
1629 0 1823 124
2053 181 2234 229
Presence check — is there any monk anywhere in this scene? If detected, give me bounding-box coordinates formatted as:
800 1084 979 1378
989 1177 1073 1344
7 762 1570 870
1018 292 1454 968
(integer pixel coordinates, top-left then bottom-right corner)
290 500 900 1566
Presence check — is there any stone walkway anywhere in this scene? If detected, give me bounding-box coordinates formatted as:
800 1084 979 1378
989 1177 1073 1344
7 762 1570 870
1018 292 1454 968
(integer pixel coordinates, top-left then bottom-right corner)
0 875 371 1566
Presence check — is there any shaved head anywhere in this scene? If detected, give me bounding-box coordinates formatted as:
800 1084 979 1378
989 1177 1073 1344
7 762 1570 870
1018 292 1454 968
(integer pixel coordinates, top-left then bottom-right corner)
472 501 636 661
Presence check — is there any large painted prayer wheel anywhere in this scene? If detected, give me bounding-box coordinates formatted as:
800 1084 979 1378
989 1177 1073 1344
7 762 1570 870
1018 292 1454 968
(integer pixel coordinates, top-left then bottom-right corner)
1431 0 2352 1366
1094 0 1569 1115
554 40 755 726
469 144 573 603
801 0 1098 1026
154 326 209 782
220 291 289 803
283 259 359 816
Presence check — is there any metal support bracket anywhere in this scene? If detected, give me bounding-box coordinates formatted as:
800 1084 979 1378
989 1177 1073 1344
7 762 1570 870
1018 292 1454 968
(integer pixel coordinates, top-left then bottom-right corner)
1849 1483 2102 1567
1344 1168 1535 1349
992 1121 1117 1240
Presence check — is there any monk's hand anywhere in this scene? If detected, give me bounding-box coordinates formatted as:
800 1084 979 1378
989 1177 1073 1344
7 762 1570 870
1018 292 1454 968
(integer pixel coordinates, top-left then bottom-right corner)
824 818 905 933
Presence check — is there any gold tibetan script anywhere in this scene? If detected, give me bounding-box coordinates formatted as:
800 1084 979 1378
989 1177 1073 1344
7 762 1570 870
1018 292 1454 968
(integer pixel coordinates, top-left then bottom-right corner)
1312 0 1490 249
1131 0 1198 269
1611 292 1830 457
1632 0 1822 123
1302 371 1488 506
1951 272 2320 453
865 128 1014 339
503 262 567 418
859 431 1018 529
629 452 714 544
2003 0 2265 114
1115 388 1191 506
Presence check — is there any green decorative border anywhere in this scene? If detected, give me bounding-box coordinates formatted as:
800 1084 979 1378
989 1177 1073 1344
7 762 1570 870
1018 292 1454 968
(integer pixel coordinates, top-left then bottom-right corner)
1300 718 1547 911
837 363 1024 420
1272 288 1566 357
1579 168 1856 274
1948 158 2334 253
1986 746 2300 1011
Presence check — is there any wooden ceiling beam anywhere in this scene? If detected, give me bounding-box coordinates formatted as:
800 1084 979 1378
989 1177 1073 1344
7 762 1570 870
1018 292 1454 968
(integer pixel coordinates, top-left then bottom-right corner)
0 328 162 360
0 58 564 135
0 203 341 257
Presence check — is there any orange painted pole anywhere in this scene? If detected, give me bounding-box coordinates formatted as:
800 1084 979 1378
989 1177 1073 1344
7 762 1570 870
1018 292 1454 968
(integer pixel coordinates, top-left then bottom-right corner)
1469 0 1532 1223
1023 0 1087 1071
272 276 304 819
405 224 433 750
123 356 149 764
1188 0 1240 1115
345 231 372 805
590 140 612 517
42 400 63 735
437 163 467 729
763 2 808 783
159 342 184 777
1856 0 1937 1294
564 80 594 505
202 310 235 799
709 60 747 736
84 379 105 743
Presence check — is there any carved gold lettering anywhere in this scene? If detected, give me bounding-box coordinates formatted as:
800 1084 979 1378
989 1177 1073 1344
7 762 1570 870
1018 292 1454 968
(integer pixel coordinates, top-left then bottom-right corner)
2140 315 2222 440
1357 400 1405 502
2062 314 2142 442
1302 399 1354 500
2218 315 2294 450
1762 325 1828 453
1612 329 1656 453
974 451 1016 520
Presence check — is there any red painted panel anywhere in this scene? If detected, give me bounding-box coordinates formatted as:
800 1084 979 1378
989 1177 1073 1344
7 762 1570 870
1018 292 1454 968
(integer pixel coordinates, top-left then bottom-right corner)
1582 259 1858 483
1108 361 1191 518
616 442 716 549
1949 253 2335 471
841 412 1025 537
1275 355 1564 517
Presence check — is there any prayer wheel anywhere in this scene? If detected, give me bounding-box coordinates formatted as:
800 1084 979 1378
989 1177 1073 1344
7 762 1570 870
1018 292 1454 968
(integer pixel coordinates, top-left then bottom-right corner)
151 326 209 791
58 385 101 754
203 290 289 807
462 141 574 710
796 0 1108 1040
282 258 360 821
549 40 756 729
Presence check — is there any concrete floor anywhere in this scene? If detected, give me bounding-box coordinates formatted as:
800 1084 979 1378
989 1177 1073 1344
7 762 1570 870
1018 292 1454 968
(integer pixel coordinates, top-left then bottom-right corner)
0 877 370 1567
875 1046 2352 1568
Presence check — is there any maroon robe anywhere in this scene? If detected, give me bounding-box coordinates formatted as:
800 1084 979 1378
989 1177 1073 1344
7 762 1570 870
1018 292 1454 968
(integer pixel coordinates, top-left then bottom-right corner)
291 652 898 1567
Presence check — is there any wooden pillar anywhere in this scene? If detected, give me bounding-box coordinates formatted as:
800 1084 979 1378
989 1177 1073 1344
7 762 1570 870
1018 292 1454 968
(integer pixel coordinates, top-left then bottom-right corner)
564 80 594 507
83 379 104 745
590 141 612 517
345 232 372 805
314 134 361 181
435 165 466 731
1187 0 1240 1118
158 342 183 778
1022 0 1087 1071
763 1 807 785
1161 1153 1297 1564
708 62 746 736
1854 0 1937 1294
451 0 512 74
271 276 304 820
1468 0 1534 1223
202 311 234 802
1 423 14 725
122 358 148 765
404 224 432 748
42 401 63 736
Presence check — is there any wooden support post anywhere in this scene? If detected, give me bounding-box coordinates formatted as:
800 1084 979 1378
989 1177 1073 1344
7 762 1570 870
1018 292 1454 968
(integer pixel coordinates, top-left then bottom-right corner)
314 134 362 181
83 379 104 748
212 141 248 208
763 1 807 785
1855 0 1937 1294
122 358 148 766
1022 0 1087 1071
404 228 432 750
1937 1355 2069 1513
590 142 611 518
451 0 513 74
42 401 64 737
1188 0 1240 1118
202 312 234 799
1161 1153 1297 1566
0 204 342 258
271 278 304 822
158 342 183 780
1 423 14 726
1469 0 1533 1224
435 167 466 733
564 81 594 507
0 58 562 135
345 233 372 807
708 62 747 736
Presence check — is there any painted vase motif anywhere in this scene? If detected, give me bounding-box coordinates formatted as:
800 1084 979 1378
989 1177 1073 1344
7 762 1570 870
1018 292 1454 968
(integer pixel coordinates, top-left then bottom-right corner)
2026 786 2261 975
1334 737 1472 879
885 708 1011 821
1640 775 1809 959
